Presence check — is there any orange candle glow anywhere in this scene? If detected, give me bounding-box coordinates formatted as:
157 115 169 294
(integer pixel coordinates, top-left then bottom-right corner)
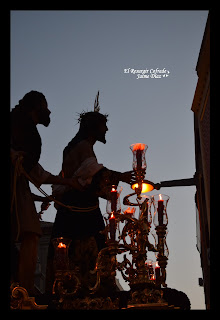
132 143 146 151
123 207 136 216
57 242 66 248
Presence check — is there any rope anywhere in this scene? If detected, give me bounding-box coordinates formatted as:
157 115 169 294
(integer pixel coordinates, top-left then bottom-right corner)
25 171 98 212
11 155 99 240
11 156 24 241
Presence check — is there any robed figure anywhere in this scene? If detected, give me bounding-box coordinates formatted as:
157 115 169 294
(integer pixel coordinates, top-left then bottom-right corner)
45 103 134 297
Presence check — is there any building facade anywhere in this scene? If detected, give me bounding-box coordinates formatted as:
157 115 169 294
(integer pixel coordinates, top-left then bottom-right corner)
191 13 210 309
34 221 53 294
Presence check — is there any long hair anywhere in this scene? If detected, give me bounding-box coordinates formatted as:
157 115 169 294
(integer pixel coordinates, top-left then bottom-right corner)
10 91 46 172
11 90 46 114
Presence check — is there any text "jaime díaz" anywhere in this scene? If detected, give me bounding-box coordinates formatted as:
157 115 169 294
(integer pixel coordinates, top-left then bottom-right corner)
123 68 170 79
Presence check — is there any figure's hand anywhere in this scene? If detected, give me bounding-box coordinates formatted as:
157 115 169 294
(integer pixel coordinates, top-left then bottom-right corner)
10 149 26 165
41 201 51 212
120 170 136 185
38 200 51 220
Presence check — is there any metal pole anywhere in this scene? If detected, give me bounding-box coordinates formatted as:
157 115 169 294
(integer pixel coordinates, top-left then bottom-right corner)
154 174 197 190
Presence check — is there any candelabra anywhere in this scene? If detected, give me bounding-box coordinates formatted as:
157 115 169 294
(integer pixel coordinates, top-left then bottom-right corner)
90 143 171 309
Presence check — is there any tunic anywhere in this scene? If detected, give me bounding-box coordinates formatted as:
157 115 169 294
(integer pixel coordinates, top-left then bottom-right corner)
10 108 50 241
45 138 121 294
51 139 121 242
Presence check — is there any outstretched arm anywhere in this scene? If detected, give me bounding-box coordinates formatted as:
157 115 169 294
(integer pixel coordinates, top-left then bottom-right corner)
119 171 136 185
90 168 136 200
43 173 82 190
28 163 83 190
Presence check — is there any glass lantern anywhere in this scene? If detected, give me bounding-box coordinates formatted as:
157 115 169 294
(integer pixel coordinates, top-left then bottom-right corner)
153 261 161 286
152 194 170 227
145 260 154 280
152 229 169 260
130 143 148 171
106 185 123 215
52 237 72 271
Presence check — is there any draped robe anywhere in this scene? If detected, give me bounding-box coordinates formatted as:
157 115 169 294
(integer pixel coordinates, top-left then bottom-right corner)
46 138 121 295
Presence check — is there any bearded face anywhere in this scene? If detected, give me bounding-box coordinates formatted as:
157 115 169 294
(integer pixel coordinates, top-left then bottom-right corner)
37 100 51 127
79 112 108 144
96 120 108 144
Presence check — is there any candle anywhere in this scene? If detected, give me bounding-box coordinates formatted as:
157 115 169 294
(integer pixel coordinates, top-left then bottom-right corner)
130 143 147 171
155 261 160 285
147 261 154 280
158 194 164 226
136 149 142 170
111 185 117 213
55 242 67 270
109 212 116 240
52 237 72 272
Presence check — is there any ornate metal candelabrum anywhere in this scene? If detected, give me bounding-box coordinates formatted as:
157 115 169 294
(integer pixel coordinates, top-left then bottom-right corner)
90 143 171 309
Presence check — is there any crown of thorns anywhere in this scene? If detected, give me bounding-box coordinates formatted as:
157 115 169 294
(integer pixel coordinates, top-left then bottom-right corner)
77 91 108 123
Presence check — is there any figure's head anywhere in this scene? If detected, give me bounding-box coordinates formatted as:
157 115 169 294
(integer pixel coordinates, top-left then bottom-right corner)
18 90 51 127
78 111 108 144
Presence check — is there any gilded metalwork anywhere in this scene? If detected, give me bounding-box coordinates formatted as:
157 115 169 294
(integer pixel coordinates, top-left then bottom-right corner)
52 269 81 303
10 283 48 310
89 170 170 308
61 296 119 310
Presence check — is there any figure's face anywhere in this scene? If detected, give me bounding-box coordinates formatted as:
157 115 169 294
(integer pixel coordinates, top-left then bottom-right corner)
37 100 51 127
96 121 108 144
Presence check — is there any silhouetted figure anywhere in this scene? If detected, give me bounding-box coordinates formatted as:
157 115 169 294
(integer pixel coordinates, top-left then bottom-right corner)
10 91 81 295
45 100 135 297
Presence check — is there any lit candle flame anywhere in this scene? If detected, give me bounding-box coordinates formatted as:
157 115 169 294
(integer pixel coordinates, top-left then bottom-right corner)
132 143 146 151
111 185 117 192
159 194 162 200
110 212 115 219
58 242 66 248
123 207 136 214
